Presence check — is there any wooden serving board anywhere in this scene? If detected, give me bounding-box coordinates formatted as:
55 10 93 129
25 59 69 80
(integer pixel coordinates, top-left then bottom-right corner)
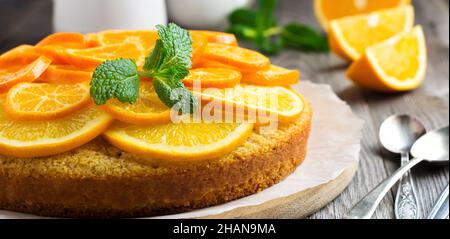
201 163 358 219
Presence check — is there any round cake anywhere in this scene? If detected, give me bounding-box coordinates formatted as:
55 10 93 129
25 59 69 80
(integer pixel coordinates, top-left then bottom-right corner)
0 103 312 218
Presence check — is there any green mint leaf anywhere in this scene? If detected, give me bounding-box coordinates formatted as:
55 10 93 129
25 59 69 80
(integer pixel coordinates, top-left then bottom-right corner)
281 23 329 52
228 8 257 27
153 79 198 114
90 59 139 105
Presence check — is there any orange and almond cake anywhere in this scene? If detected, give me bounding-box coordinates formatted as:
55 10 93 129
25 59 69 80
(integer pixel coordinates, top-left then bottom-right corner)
0 24 312 218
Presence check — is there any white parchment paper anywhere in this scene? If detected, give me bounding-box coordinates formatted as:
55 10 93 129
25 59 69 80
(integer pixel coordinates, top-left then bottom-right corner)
0 81 364 219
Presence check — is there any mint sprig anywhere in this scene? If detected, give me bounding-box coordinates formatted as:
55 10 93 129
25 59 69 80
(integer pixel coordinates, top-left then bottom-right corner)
90 23 198 113
227 0 328 54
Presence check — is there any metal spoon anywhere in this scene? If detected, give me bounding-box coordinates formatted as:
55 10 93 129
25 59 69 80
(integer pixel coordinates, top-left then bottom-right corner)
379 115 426 219
345 126 449 219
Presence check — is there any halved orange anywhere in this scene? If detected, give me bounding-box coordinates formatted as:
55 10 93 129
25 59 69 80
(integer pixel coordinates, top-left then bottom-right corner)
64 42 145 69
346 26 427 92
37 65 93 83
0 45 40 67
314 0 411 30
202 43 271 71
0 99 113 158
183 68 241 88
102 81 172 125
191 31 238 46
242 65 300 86
6 82 91 121
195 84 305 122
36 32 88 49
329 6 414 61
0 56 52 93
104 121 254 161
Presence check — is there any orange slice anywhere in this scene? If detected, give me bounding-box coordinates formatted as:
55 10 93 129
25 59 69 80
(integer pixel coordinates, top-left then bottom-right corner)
314 0 411 30
0 45 40 67
196 59 245 73
329 6 414 61
64 42 145 69
346 26 427 92
86 30 158 50
191 31 238 46
36 32 88 49
37 65 93 83
183 68 241 88
191 33 208 68
242 65 300 86
0 99 112 158
0 56 52 93
102 81 171 125
202 43 271 71
196 84 305 122
6 82 91 121
104 121 254 161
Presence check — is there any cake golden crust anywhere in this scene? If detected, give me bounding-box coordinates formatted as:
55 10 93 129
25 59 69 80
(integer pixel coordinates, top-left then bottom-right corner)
0 103 312 218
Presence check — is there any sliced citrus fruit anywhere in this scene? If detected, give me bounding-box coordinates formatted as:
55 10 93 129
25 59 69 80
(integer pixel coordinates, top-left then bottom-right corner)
36 32 88 49
329 6 414 61
346 26 426 92
34 46 71 65
0 45 40 67
0 99 113 158
102 81 171 125
0 56 52 93
314 0 411 30
242 65 300 86
104 121 254 161
191 33 208 68
196 59 245 72
64 42 145 69
86 30 158 50
37 65 93 83
196 84 304 122
191 31 238 46
6 82 91 121
183 68 241 88
202 43 271 71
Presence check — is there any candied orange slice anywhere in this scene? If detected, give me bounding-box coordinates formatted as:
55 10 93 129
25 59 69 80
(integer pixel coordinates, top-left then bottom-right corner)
37 65 92 84
191 31 238 46
0 56 52 93
102 81 171 125
242 65 300 86
36 32 88 49
6 82 91 121
183 68 241 88
202 43 271 71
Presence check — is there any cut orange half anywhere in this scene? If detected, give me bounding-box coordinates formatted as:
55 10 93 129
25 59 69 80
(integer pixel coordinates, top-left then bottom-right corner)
0 56 52 93
104 121 254 161
329 6 414 61
183 68 241 88
6 82 91 121
242 65 300 86
346 26 427 92
102 81 171 125
202 43 271 71
0 100 113 158
314 0 411 30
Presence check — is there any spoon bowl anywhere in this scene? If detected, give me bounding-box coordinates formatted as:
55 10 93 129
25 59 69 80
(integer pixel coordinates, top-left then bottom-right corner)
411 127 449 163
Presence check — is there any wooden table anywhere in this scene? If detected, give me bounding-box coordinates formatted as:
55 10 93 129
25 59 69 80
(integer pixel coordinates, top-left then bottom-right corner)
1 0 448 219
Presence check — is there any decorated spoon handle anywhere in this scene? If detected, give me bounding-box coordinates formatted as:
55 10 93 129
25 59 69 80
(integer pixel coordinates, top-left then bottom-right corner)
395 153 421 219
345 157 425 219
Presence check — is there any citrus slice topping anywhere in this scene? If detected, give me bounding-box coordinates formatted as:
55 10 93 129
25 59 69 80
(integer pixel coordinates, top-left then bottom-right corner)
64 42 145 69
0 45 40 67
37 65 93 83
0 56 52 93
242 65 300 86
191 31 238 46
0 100 113 158
202 43 271 71
104 121 254 161
314 0 411 30
196 84 305 122
87 30 158 51
6 82 91 120
346 26 427 92
36 32 88 49
183 68 241 88
102 81 172 125
329 6 414 60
